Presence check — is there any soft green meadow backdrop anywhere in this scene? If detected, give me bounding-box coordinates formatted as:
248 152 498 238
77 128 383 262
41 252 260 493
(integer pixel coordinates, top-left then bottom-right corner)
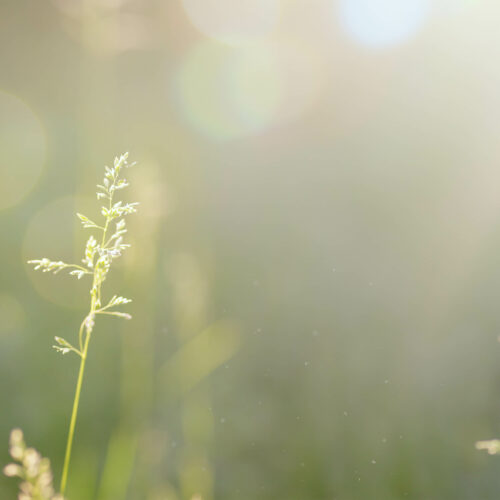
2 1 500 499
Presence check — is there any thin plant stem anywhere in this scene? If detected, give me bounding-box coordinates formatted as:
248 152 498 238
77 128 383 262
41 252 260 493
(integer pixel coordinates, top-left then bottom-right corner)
60 329 92 495
60 165 118 495
20 153 137 498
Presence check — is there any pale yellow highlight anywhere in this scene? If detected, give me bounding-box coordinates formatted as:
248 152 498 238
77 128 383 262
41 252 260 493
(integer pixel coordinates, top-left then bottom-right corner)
160 319 241 395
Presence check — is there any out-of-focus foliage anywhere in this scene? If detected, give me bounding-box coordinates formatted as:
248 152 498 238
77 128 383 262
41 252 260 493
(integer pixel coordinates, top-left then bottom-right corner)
4 429 64 500
2 1 500 499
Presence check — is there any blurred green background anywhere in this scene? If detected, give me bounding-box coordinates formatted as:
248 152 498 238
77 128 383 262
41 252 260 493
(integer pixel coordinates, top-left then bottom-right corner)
2 0 500 498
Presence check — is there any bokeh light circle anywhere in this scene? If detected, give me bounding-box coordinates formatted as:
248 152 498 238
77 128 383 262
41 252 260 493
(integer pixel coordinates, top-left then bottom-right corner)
182 0 281 46
0 91 46 210
175 42 281 140
174 40 327 140
338 0 432 48
23 196 98 309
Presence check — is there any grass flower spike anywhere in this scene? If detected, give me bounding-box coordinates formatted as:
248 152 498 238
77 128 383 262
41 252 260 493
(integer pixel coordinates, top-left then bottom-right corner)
476 439 500 455
5 153 138 498
3 429 64 500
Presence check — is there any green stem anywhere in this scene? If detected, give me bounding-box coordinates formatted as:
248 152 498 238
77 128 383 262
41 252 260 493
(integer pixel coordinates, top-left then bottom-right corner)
60 164 117 495
60 327 92 495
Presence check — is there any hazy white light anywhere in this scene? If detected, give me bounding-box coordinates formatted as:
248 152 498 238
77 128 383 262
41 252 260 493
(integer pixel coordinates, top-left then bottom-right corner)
435 0 478 16
264 39 327 124
181 0 280 45
338 0 431 48
0 91 46 211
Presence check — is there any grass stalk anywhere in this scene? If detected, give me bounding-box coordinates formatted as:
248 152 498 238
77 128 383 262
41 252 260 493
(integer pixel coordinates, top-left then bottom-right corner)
3 153 138 499
60 329 91 495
